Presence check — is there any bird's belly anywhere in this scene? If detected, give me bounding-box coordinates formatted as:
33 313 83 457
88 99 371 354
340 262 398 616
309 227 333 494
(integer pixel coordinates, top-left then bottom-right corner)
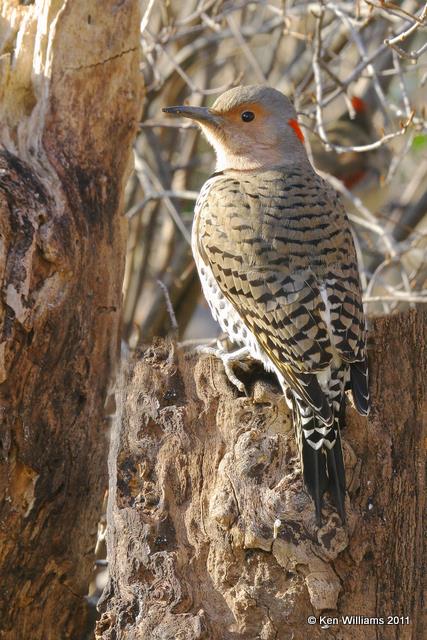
196 258 275 372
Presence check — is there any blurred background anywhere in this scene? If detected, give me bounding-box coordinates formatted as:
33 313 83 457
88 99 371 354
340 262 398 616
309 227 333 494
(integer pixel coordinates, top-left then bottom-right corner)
123 0 427 349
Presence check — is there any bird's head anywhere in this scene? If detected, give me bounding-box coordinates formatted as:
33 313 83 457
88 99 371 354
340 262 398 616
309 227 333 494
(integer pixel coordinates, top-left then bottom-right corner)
163 85 308 171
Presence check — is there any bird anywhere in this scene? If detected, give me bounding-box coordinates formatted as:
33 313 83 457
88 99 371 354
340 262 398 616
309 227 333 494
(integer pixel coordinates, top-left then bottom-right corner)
163 85 370 525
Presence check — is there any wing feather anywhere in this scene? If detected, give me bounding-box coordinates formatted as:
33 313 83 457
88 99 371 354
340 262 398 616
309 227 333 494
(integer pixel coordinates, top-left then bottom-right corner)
196 169 369 418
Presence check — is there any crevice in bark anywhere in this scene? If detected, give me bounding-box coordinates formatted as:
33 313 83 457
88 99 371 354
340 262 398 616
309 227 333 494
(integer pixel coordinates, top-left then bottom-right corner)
65 46 138 71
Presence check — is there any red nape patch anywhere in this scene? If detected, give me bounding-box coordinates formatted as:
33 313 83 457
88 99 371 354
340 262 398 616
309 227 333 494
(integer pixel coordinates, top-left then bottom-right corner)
351 96 366 114
288 118 305 143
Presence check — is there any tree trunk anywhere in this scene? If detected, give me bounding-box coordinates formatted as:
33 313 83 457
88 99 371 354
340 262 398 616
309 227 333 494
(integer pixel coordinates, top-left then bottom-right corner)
98 311 425 640
0 2 142 639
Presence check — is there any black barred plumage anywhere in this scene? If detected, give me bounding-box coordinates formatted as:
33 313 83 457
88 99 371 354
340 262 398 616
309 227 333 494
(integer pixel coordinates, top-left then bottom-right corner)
164 85 370 524
192 166 369 523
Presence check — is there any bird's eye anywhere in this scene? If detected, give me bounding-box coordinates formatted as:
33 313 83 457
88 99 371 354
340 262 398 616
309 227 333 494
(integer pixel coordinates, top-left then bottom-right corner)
241 111 255 122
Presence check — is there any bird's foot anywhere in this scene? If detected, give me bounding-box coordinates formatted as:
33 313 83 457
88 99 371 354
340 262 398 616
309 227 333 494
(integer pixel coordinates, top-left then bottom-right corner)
197 343 251 394
220 347 252 394
195 337 225 357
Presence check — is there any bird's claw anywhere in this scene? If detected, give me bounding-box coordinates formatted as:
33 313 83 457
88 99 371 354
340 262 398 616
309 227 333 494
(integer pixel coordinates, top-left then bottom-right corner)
195 337 227 357
221 353 247 394
197 343 251 394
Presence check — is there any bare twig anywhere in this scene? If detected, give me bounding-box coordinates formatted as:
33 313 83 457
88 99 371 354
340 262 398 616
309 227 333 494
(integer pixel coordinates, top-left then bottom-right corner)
312 7 331 149
126 190 199 220
140 120 198 129
364 292 427 304
157 280 179 334
393 49 412 117
135 157 192 245
141 0 157 34
226 13 268 83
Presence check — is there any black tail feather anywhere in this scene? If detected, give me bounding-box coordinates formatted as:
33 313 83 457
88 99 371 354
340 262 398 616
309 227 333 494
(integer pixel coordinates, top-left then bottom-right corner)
302 440 328 525
295 397 347 525
326 427 346 523
350 359 370 416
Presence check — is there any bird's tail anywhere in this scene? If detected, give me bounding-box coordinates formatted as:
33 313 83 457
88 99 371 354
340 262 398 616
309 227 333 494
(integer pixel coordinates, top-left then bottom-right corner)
292 398 346 524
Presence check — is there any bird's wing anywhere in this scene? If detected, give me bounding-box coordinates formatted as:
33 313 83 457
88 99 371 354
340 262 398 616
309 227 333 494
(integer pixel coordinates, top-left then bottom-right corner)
319 182 370 415
196 171 367 419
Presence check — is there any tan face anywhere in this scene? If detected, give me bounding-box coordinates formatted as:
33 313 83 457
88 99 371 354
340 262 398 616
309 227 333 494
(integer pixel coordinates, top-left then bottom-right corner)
199 101 276 152
203 107 306 171
163 85 308 170
215 102 283 141
213 101 268 125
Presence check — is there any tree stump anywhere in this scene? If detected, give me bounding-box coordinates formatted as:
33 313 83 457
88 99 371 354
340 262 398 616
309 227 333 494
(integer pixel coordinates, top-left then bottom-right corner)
98 311 425 640
0 2 142 639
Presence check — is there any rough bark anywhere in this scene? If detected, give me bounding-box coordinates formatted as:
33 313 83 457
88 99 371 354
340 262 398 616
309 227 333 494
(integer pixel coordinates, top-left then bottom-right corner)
0 2 142 639
98 311 425 640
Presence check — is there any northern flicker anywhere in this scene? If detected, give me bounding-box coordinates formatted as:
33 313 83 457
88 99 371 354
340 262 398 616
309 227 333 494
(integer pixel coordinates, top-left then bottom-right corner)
163 85 370 524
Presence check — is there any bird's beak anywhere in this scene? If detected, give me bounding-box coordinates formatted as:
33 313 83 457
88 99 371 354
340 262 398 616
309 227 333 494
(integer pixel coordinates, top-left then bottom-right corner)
162 105 221 127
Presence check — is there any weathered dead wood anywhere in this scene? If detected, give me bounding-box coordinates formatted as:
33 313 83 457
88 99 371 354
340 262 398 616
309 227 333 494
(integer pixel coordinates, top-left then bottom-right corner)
0 2 142 639
98 311 425 640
